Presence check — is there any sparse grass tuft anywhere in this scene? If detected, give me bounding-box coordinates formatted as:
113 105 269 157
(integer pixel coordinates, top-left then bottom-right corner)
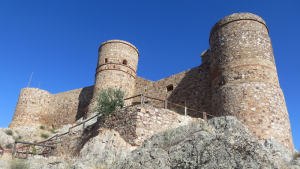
293 151 300 159
39 125 45 130
48 128 58 134
41 133 49 139
30 145 38 155
5 129 13 135
10 159 30 169
13 136 22 141
5 143 13 149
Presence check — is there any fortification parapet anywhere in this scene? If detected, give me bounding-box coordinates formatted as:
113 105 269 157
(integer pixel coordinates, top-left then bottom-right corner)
9 88 52 128
209 13 293 149
88 40 139 117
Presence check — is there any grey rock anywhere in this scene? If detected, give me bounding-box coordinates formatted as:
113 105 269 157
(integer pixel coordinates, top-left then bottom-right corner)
111 148 169 169
113 116 279 169
38 161 69 169
0 130 14 148
70 161 86 169
71 129 134 169
264 137 293 164
0 160 10 169
59 124 72 135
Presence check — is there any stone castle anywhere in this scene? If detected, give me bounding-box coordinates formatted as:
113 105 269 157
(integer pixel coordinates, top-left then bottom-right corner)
9 13 294 149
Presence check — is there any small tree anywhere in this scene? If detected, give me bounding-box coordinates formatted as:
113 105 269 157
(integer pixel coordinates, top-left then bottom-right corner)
94 88 126 116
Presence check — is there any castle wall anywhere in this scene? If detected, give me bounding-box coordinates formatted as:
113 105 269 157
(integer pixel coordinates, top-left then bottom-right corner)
43 86 94 129
98 105 203 146
134 50 212 118
209 13 293 149
9 88 52 128
88 40 139 117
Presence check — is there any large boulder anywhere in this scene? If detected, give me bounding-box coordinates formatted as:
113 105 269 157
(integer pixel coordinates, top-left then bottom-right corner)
112 116 281 169
71 129 136 169
0 130 14 148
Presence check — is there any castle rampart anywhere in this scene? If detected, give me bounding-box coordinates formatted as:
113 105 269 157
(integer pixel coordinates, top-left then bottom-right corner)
87 40 139 117
9 13 294 149
9 88 52 128
209 13 293 149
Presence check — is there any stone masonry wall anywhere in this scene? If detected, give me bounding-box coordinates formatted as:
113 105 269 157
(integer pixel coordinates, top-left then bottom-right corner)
134 50 212 118
9 88 52 128
43 86 94 129
88 40 139 117
209 13 293 149
9 86 94 129
99 105 203 146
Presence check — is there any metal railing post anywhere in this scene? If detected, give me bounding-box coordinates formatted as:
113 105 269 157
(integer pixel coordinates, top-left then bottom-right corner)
203 112 207 121
12 141 16 159
25 146 29 159
140 94 144 105
50 147 54 156
164 100 168 109
185 100 187 116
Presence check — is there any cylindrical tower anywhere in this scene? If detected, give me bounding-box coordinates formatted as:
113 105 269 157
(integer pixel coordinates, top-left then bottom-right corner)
87 40 139 117
209 13 293 149
9 88 52 128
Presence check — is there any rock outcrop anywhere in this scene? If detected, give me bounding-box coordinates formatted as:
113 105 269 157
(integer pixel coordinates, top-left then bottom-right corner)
70 129 136 169
112 116 299 169
2 116 299 169
0 129 14 148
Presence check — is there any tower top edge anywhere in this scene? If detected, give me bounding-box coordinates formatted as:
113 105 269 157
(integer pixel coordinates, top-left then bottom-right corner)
21 87 52 95
99 40 139 55
210 13 267 38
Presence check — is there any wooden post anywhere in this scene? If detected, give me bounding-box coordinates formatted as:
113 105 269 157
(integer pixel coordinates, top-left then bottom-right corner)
185 100 187 116
12 142 16 159
203 112 207 121
164 100 168 109
25 146 30 158
83 121 85 130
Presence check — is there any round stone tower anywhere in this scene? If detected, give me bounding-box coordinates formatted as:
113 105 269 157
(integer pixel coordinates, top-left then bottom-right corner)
9 88 52 128
209 13 293 149
87 40 139 117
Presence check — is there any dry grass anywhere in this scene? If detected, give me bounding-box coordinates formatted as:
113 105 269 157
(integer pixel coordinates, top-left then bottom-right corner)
0 152 13 163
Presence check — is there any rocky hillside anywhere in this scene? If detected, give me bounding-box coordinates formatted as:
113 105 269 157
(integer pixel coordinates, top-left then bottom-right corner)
1 116 299 169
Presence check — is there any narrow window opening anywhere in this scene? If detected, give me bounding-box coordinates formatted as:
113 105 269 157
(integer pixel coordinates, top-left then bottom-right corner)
199 69 202 73
166 84 174 92
105 58 108 63
123 59 127 65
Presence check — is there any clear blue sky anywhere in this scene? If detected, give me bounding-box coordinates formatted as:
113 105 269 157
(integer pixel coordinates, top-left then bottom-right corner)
0 0 299 149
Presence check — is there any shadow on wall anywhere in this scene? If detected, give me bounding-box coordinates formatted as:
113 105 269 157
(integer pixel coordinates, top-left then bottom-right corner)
167 51 213 118
76 86 94 121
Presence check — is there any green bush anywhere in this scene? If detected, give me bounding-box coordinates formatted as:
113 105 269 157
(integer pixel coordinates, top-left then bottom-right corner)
5 129 13 135
94 88 126 116
10 159 30 169
293 151 300 159
13 136 19 141
39 125 45 130
30 145 38 155
48 128 58 134
5 143 13 149
40 133 49 139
